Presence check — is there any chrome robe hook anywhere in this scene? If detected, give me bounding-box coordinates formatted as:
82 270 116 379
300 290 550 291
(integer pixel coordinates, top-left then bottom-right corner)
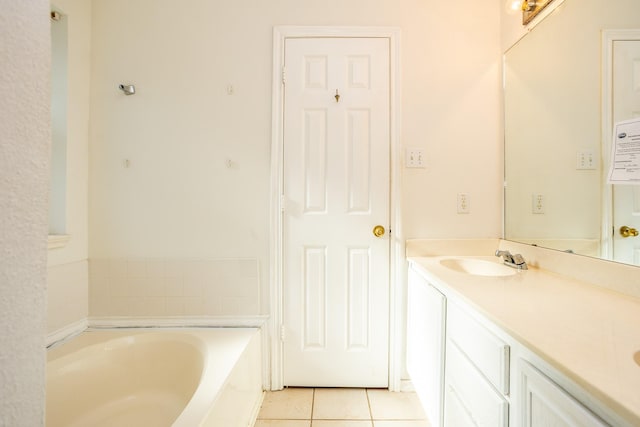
119 84 136 95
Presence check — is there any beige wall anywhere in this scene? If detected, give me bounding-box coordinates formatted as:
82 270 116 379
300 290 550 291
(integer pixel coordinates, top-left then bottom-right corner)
0 2 50 425
89 0 503 316
47 0 92 336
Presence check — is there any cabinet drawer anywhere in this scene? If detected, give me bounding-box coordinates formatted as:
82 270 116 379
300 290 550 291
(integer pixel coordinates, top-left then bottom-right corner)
444 383 477 427
445 341 509 427
448 302 510 394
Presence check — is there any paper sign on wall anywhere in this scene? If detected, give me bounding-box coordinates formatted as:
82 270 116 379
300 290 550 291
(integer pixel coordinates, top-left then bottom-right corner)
608 118 640 184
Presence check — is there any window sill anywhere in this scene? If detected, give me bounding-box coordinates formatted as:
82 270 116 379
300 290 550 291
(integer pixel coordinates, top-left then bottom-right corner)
48 234 70 250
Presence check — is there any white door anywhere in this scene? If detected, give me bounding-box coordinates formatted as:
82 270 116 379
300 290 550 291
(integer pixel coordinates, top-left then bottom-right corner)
282 37 390 387
612 40 640 265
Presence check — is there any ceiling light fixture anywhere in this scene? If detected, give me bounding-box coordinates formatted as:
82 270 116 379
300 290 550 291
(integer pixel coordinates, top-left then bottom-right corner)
521 0 556 25
522 0 536 12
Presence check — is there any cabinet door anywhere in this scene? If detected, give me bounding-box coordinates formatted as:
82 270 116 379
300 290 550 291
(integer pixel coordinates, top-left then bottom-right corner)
518 360 609 427
407 266 446 427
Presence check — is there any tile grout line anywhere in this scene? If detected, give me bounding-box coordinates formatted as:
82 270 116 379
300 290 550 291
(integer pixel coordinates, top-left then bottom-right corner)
366 388 373 424
310 387 316 424
257 388 428 426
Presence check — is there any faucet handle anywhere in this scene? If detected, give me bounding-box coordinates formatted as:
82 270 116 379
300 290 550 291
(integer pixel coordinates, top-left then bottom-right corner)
496 249 528 270
495 250 514 262
512 253 528 270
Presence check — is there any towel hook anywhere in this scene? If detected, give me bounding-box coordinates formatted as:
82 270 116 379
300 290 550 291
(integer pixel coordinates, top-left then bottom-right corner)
119 84 136 96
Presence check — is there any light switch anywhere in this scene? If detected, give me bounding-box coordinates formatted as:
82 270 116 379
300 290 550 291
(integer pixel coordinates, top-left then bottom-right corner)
405 148 425 168
576 150 596 170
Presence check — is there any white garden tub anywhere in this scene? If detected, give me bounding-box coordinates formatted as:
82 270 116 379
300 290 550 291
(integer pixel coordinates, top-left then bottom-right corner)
46 328 263 427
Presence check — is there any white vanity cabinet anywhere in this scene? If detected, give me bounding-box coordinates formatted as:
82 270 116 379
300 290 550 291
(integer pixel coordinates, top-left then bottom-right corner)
407 260 616 427
407 265 446 427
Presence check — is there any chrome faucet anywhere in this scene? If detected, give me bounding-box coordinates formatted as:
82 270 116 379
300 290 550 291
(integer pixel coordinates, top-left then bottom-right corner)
495 250 528 270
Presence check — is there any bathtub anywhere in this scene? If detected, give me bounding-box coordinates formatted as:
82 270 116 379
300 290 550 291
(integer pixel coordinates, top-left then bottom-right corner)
46 328 263 427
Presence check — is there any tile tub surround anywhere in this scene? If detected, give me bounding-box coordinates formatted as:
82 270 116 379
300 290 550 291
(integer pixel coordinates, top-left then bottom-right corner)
48 260 89 335
408 248 640 426
255 388 429 427
89 258 260 317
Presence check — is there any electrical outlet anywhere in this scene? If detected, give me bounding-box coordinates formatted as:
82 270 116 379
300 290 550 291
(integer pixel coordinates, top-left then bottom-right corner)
457 193 470 214
405 148 425 168
576 150 596 170
532 193 545 214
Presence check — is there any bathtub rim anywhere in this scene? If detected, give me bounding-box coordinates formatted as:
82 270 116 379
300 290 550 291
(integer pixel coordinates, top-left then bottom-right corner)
47 315 269 349
47 315 270 390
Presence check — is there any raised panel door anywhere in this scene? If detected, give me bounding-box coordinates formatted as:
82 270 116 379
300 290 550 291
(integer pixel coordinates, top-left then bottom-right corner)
283 37 390 387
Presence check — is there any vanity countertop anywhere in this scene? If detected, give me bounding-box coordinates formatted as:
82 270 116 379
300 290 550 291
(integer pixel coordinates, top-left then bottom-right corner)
408 254 640 426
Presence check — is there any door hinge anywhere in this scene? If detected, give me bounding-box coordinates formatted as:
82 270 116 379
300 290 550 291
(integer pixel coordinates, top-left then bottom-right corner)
282 66 286 85
280 194 286 212
280 325 286 341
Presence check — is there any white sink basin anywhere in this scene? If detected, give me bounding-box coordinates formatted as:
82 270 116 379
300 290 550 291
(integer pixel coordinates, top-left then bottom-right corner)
439 257 517 277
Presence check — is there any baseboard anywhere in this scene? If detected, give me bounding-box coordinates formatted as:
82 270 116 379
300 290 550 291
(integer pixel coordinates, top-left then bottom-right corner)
400 379 415 392
248 391 265 427
88 315 269 329
46 318 88 348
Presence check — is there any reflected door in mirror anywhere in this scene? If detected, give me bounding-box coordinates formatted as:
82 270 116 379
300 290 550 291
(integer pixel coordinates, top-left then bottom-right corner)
613 40 640 265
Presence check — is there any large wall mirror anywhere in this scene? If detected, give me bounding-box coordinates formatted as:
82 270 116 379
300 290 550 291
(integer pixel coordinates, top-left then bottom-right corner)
50 6 68 236
504 0 640 266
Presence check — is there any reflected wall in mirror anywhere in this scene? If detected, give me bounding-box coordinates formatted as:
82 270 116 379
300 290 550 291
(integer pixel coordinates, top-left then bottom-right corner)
504 0 640 264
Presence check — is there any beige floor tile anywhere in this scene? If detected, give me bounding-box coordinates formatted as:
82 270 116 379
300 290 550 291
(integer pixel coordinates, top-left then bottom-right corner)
373 421 431 427
313 388 371 420
255 421 312 427
312 421 373 427
367 390 426 420
258 388 314 420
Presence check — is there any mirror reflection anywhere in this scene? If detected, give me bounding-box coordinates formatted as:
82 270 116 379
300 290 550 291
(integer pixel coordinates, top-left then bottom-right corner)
504 0 640 265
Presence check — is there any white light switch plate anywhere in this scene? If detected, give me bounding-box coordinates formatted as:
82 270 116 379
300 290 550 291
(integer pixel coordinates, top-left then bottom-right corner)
405 148 425 168
576 150 596 170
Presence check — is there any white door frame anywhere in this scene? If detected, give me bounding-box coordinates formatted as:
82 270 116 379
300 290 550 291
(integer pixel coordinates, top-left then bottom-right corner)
601 29 640 260
269 26 403 391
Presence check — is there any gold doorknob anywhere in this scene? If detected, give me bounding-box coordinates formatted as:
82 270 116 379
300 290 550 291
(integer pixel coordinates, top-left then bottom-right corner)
620 226 639 238
372 225 385 238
